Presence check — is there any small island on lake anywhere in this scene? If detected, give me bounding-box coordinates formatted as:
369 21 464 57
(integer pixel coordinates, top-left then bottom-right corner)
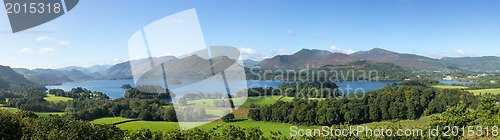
120 84 132 89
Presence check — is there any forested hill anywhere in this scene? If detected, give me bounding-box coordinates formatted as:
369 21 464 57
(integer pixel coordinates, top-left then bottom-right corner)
441 56 500 71
350 48 456 70
0 65 34 89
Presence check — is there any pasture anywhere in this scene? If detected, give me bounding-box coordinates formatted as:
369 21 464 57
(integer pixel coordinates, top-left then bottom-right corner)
115 121 222 132
0 106 64 117
44 94 73 103
91 117 135 124
467 88 500 95
432 85 468 89
187 96 283 108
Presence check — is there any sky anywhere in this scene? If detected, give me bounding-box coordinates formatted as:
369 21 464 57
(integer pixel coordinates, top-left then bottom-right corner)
1 0 500 69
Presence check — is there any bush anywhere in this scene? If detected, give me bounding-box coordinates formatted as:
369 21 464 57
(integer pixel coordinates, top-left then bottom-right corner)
221 113 235 122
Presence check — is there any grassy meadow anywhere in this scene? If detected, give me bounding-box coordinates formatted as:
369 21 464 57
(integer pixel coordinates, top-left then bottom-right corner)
467 88 500 95
187 96 283 108
431 85 468 89
91 117 135 124
114 121 223 132
44 94 73 103
0 106 65 117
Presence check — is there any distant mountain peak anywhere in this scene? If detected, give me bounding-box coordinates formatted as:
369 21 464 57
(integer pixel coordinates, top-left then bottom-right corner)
294 48 332 55
259 48 359 69
366 48 397 54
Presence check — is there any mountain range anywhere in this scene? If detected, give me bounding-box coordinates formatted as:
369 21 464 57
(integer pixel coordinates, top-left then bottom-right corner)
260 48 500 72
350 48 456 70
4 47 500 85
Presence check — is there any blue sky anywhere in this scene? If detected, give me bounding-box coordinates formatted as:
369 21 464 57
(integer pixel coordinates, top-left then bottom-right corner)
1 0 500 69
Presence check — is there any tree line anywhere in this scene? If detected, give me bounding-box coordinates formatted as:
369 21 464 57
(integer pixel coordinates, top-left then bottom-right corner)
237 82 339 98
49 87 110 99
248 80 484 125
124 85 175 100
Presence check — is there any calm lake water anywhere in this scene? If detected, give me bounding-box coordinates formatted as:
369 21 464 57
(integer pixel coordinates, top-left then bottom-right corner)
46 79 476 100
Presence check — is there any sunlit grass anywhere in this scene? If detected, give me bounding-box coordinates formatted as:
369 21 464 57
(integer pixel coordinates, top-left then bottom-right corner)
90 117 135 124
0 106 19 112
115 121 222 132
34 112 65 117
467 88 500 95
0 106 64 117
432 85 468 89
44 94 73 103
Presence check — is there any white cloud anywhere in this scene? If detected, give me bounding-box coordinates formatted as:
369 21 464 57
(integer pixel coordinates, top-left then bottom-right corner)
58 41 70 46
8 56 15 60
36 36 70 46
426 52 443 59
17 48 35 54
36 36 53 41
451 49 476 57
164 52 174 56
239 48 267 60
329 46 355 54
238 48 293 60
105 58 127 64
39 47 55 53
286 29 295 36
268 48 290 56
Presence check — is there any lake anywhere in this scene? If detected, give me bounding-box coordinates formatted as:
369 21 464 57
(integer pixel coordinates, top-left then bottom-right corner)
46 79 475 100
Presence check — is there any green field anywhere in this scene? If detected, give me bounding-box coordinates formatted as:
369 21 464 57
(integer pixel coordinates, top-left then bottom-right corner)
205 109 224 116
115 121 222 132
467 88 500 95
44 94 73 103
432 85 468 89
35 112 65 117
188 96 329 109
240 96 282 107
0 106 64 117
187 96 283 108
0 106 19 112
91 117 135 124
